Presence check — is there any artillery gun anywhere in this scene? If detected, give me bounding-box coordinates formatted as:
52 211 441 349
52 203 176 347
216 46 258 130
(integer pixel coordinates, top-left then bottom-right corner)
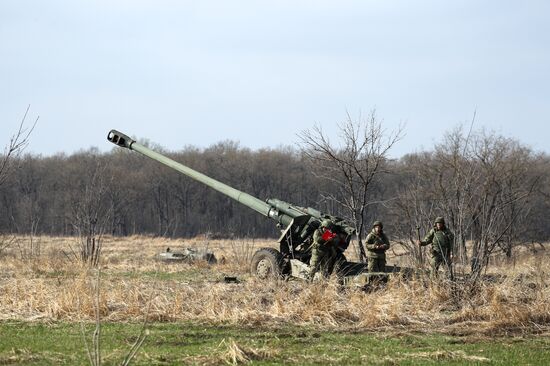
108 130 393 284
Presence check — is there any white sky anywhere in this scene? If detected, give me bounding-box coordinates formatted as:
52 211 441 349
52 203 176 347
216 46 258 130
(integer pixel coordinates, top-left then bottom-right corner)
1 0 549 157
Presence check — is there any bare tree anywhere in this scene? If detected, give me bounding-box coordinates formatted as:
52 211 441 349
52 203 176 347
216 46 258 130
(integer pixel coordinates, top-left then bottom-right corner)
394 118 479 270
299 111 403 262
468 132 540 279
70 158 112 266
0 105 38 187
392 126 541 280
0 106 38 256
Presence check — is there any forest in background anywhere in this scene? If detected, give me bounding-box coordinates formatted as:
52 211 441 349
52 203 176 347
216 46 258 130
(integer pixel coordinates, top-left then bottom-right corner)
1 141 326 238
2 127 550 258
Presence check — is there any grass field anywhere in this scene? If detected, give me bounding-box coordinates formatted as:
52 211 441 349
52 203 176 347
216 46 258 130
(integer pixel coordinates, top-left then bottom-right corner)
2 321 550 365
0 235 549 365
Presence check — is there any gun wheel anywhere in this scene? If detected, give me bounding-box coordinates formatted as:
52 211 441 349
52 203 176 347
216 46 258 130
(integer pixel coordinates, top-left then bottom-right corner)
250 248 285 279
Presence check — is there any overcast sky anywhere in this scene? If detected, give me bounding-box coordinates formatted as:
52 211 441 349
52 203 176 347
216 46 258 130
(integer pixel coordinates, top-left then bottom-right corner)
1 0 549 157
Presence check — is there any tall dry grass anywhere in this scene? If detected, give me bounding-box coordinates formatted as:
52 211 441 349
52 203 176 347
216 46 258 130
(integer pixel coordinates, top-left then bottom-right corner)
0 235 548 335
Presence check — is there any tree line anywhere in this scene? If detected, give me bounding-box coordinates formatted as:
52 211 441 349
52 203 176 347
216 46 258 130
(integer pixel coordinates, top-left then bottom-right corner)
0 142 324 238
1 125 549 267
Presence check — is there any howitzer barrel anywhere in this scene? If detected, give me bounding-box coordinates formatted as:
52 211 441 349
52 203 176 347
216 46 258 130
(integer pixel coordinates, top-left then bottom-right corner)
107 130 272 217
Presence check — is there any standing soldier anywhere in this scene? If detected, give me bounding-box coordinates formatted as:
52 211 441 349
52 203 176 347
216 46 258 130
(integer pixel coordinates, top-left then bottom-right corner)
308 219 339 280
417 217 454 278
365 221 390 272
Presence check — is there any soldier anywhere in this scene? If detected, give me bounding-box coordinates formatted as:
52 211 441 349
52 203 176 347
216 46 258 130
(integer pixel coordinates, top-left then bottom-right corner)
365 221 390 272
417 217 454 277
308 219 339 280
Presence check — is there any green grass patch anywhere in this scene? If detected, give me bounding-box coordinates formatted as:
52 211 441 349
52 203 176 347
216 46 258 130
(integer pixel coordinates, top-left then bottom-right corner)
1 321 549 365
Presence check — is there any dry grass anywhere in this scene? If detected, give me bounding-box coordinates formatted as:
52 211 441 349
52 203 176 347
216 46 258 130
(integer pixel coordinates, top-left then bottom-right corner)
0 348 41 364
359 350 492 364
0 235 549 336
219 338 277 365
404 350 491 362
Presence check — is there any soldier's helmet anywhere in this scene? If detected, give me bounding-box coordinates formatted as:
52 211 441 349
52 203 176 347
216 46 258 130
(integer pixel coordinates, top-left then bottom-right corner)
320 219 335 230
434 217 446 225
372 220 383 229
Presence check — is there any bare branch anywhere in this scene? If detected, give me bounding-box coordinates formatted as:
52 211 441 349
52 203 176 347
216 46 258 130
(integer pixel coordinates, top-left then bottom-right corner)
299 111 404 261
0 105 39 187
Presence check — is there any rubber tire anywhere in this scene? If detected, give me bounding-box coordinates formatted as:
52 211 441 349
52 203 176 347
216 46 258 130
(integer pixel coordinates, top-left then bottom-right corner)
250 248 285 280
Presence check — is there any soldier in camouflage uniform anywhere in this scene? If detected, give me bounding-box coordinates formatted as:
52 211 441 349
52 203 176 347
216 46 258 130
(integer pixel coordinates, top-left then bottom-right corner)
365 221 390 272
418 217 454 277
308 219 339 280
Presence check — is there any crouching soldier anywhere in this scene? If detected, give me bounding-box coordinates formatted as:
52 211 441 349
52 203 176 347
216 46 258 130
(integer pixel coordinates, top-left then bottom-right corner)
417 217 454 278
365 221 390 272
308 219 339 280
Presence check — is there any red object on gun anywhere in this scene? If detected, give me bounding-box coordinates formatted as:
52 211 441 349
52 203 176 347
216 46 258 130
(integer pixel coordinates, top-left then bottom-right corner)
322 229 337 241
